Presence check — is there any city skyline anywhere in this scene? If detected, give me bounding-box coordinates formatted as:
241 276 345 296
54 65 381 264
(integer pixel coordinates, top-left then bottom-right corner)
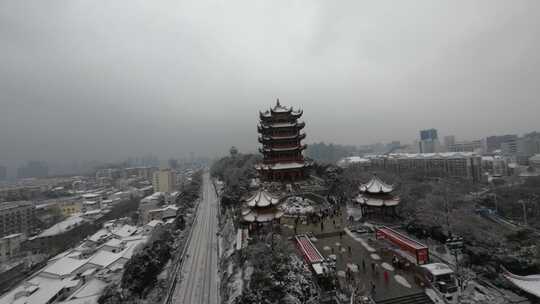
1 1 540 166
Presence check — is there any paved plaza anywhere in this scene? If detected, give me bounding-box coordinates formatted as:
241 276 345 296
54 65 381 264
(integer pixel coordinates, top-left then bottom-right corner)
282 209 425 302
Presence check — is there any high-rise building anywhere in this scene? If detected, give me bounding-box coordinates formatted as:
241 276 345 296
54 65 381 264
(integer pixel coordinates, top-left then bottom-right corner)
419 129 440 153
255 99 311 181
0 201 35 237
152 168 177 193
443 135 456 151
485 135 518 153
420 129 438 141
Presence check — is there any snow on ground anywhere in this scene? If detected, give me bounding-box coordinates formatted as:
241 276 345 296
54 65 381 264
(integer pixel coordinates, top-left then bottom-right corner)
381 262 394 271
344 228 376 252
280 197 315 215
394 275 412 288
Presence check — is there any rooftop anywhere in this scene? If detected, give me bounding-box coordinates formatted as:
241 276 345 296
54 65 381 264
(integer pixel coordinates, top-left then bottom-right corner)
35 215 86 238
421 263 454 276
245 189 280 208
359 175 394 194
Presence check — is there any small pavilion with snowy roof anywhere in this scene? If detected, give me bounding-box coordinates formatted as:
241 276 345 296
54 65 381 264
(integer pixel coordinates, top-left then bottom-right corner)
241 189 284 227
354 174 400 217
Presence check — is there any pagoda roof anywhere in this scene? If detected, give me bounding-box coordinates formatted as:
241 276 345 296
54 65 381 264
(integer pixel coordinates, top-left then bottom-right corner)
245 189 280 207
258 121 305 129
241 207 284 223
359 175 394 194
256 161 310 171
259 133 306 141
260 99 303 118
260 144 306 153
354 193 400 207
503 268 540 298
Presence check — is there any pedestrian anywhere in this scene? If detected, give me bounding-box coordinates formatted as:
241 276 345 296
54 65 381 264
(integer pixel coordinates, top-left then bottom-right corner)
362 259 366 272
371 281 376 294
371 262 375 272
384 270 389 283
348 245 351 254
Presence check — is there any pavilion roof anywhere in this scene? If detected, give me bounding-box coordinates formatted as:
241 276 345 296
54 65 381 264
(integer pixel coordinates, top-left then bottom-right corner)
504 269 540 297
241 207 283 223
354 193 400 207
359 175 394 194
245 189 280 207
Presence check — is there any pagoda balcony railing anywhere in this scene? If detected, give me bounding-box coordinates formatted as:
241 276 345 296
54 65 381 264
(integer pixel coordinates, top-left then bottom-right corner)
262 157 304 164
259 144 306 153
257 121 305 132
258 133 306 143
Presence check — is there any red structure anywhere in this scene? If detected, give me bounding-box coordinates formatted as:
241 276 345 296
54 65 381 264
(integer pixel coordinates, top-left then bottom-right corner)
295 234 325 264
256 99 311 181
376 226 429 265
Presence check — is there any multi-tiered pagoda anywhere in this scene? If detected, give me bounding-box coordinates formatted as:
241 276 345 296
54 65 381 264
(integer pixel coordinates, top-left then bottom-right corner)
256 99 311 181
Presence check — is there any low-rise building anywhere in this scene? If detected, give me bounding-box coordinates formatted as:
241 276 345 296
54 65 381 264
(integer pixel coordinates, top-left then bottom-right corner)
368 152 483 182
0 201 35 237
0 233 26 261
1 221 149 304
530 154 540 170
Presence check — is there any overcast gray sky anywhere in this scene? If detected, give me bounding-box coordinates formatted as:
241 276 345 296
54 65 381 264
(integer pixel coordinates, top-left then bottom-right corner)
1 0 539 167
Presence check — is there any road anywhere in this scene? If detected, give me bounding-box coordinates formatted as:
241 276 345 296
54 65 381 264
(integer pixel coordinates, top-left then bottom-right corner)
173 172 219 304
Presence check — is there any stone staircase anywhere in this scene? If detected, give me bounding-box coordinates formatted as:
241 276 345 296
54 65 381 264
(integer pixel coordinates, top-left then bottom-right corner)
375 292 434 304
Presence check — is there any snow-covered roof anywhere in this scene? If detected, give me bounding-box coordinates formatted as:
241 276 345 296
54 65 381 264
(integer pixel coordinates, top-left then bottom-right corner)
88 250 123 268
1 276 81 304
504 270 540 297
146 219 164 227
354 194 400 207
110 224 137 238
82 193 100 199
103 238 123 248
241 208 283 223
245 190 280 207
88 229 111 243
530 154 540 162
256 162 308 171
37 216 86 238
68 278 107 300
368 152 478 160
42 257 89 277
421 263 454 277
359 175 394 194
337 156 371 168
